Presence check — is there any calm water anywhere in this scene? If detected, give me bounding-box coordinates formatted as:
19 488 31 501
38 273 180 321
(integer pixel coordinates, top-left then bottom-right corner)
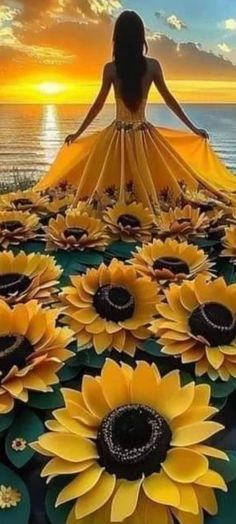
0 103 236 184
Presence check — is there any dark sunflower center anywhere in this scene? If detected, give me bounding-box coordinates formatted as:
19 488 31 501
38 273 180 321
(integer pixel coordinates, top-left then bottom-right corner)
189 302 236 346
64 228 88 240
117 214 141 228
93 285 135 322
0 221 23 232
97 404 171 480
153 256 189 275
0 334 32 377
177 218 191 225
0 273 31 298
13 198 33 209
40 212 56 226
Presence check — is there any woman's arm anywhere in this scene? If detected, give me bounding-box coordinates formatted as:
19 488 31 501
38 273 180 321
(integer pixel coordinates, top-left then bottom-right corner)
65 63 113 145
153 60 209 139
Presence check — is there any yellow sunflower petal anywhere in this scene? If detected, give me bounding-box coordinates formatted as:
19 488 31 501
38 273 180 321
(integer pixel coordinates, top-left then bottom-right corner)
82 375 110 419
101 360 129 408
177 483 199 514
206 348 225 370
56 463 104 506
156 382 195 422
163 448 208 483
194 485 218 515
171 421 224 446
38 433 98 462
172 507 203 524
143 471 180 508
41 458 93 477
54 408 97 439
130 361 159 408
75 471 116 520
93 332 113 353
189 445 228 461
196 470 227 491
111 478 143 522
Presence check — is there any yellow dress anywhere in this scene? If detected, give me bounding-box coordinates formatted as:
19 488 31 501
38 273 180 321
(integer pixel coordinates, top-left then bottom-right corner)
36 98 236 209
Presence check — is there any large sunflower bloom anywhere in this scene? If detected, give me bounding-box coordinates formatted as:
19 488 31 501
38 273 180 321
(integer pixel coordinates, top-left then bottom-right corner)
45 210 109 251
151 275 236 381
158 205 210 240
0 189 49 212
221 225 236 262
130 238 214 285
0 250 62 305
34 359 227 524
60 259 159 355
104 201 156 243
0 211 39 249
0 300 73 414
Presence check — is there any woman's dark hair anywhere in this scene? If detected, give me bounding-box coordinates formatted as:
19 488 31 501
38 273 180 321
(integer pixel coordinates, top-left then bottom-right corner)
113 11 148 112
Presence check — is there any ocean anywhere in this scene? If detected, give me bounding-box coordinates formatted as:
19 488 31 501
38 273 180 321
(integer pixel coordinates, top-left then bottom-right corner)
0 103 236 185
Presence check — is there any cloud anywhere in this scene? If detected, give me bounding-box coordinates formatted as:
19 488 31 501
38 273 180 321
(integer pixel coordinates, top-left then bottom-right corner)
166 14 187 31
1 0 236 87
217 42 232 54
222 18 236 31
155 10 187 31
148 34 236 81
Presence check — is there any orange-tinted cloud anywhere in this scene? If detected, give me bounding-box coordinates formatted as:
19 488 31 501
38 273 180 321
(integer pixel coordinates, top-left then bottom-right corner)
1 0 236 101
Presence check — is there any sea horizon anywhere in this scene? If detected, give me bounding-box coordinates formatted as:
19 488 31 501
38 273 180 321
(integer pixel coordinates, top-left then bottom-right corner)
0 102 236 187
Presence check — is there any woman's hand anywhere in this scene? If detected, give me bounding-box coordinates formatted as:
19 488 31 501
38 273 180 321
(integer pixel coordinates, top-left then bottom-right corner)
65 132 79 146
193 127 209 139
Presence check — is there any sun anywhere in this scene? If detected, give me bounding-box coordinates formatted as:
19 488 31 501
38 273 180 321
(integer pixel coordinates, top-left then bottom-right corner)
38 82 65 95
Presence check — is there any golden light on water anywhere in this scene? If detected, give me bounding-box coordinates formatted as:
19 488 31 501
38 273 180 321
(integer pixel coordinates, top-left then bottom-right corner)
38 82 66 95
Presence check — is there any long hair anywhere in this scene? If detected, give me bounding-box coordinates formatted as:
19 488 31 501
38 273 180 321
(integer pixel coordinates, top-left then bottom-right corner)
113 11 148 112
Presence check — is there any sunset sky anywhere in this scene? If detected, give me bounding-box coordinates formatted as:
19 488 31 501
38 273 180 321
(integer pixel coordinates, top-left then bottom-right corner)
1 0 236 103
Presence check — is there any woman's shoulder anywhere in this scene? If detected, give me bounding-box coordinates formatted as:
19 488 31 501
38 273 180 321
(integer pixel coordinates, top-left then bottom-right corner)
146 56 161 68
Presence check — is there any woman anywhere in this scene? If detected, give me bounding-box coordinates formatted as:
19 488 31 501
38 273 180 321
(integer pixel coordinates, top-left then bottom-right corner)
36 10 236 209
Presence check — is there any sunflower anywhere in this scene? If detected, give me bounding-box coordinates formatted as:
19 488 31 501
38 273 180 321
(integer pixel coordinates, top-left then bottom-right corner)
34 359 227 524
60 259 159 355
0 211 39 249
45 210 109 251
185 189 229 212
158 205 210 240
151 275 236 381
221 225 236 262
39 195 74 225
130 238 214 285
103 202 156 243
0 189 49 212
0 251 62 305
0 300 73 414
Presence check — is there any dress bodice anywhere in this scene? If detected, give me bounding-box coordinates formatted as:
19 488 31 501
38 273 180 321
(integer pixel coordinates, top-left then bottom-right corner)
115 97 147 123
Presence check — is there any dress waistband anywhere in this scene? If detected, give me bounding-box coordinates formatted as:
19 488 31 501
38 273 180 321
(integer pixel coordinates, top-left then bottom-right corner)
115 120 149 131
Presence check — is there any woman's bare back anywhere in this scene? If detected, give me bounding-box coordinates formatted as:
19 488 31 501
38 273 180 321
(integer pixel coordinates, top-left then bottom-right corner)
109 57 160 101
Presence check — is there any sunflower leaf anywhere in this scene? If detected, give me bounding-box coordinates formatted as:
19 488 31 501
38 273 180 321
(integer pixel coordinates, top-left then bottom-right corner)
46 482 73 524
0 463 30 524
69 347 107 369
141 338 164 357
215 259 235 283
205 478 236 524
0 411 15 433
58 365 81 382
28 385 64 410
105 241 139 260
196 377 236 398
194 238 219 248
209 451 236 483
5 409 44 468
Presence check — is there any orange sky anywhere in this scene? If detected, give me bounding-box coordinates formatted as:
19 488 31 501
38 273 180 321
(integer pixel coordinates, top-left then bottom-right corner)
1 1 236 103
